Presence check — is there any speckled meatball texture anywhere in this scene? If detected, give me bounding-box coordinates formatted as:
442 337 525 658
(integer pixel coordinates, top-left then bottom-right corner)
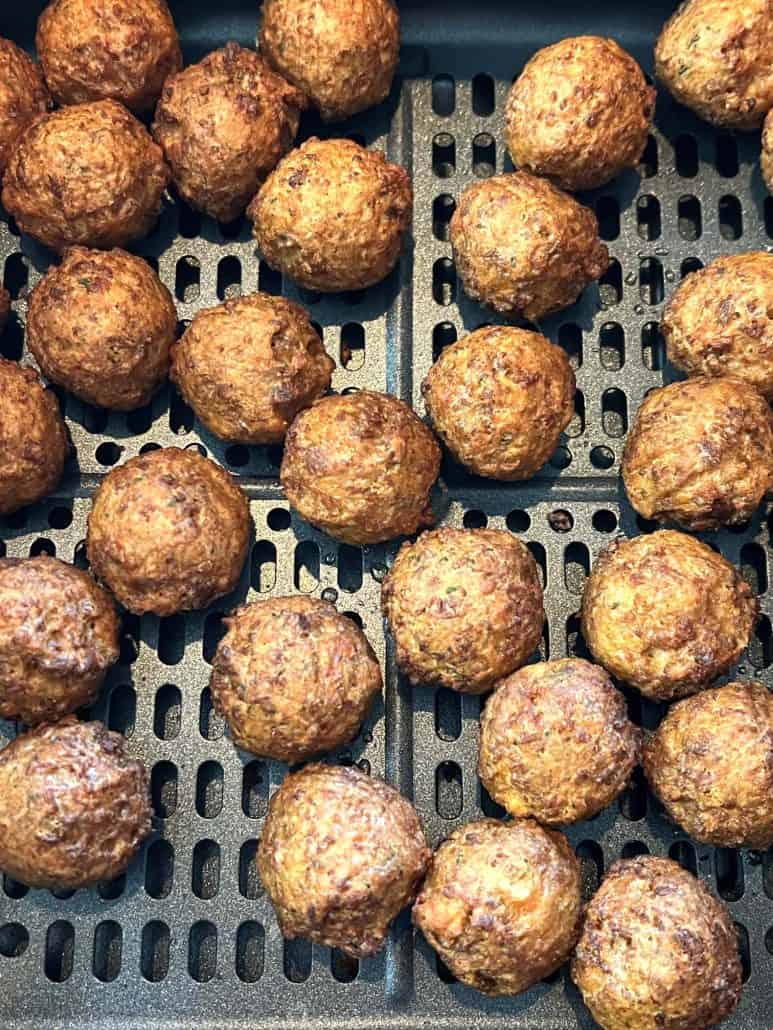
258 763 430 958
655 0 773 130
382 528 544 694
582 531 757 701
0 38 50 175
449 172 608 321
280 391 440 545
2 100 169 253
413 819 582 997
572 856 742 1030
622 376 773 530
763 107 773 190
87 447 250 616
0 717 151 890
171 293 333 444
248 137 412 292
27 247 177 410
210 597 382 762
505 36 655 191
259 0 399 121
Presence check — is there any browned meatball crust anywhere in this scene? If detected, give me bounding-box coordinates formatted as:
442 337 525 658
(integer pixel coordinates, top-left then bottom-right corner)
248 137 412 292
2 100 170 253
506 36 655 191
0 717 151 890
763 107 773 191
572 856 742 1030
0 38 50 176
582 531 757 701
450 173 608 321
622 376 773 530
413 819 582 996
280 391 440 545
87 447 250 616
27 246 177 410
382 528 544 693
258 763 430 957
170 292 333 444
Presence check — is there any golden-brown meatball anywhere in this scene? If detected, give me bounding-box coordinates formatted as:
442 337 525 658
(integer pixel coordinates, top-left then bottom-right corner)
382 528 544 693
0 358 68 516
87 447 250 616
259 0 399 122
170 293 333 444
0 38 50 175
152 43 305 223
644 681 773 850
622 376 773 530
506 36 655 191
763 107 773 190
582 531 757 701
258 763 430 957
36 0 181 113
413 819 582 996
422 325 575 480
2 100 169 253
479 659 641 825
27 247 177 410
572 856 742 1030
0 717 151 889
280 391 440 545
449 172 608 321
210 596 382 762
655 0 773 130
248 137 412 292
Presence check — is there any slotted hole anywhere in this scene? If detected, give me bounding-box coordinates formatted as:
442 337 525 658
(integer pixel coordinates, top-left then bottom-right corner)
196 761 223 819
636 195 661 240
639 134 658 177
29 538 55 557
639 257 664 305
151 761 178 819
3 253 28 298
284 938 312 983
436 954 457 983
527 541 547 588
472 132 495 177
678 195 702 240
199 687 225 740
48 506 72 529
332 949 359 983
472 73 495 116
93 921 122 983
127 404 152 435
294 540 320 592
82 403 109 435
236 922 265 983
217 257 242 300
258 261 282 295
435 761 463 819
0 923 28 958
45 922 74 983
145 839 174 899
619 766 647 820
567 612 592 659
432 321 457 360
178 202 202 239
432 74 455 116
169 391 194 434
749 614 772 670
242 761 268 819
480 781 506 819
192 840 221 900
462 509 487 529
432 133 456 177
641 321 665 370
435 688 461 741
564 542 590 594
340 323 365 370
766 197 773 238
1 317 23 359
740 543 768 595
558 323 582 369
433 194 455 241
203 611 226 665
141 921 170 982
622 841 649 858
239 840 262 899
432 257 456 305
565 391 585 438
108 684 135 736
576 841 604 902
669 840 697 875
337 544 363 592
4 877 28 901
602 388 628 437
175 256 200 303
153 684 181 741
599 322 624 370
675 134 698 177
251 540 277 593
716 133 739 177
158 614 186 666
736 923 751 982
596 196 620 240
189 922 217 983
593 510 617 533
599 259 622 308
715 848 744 901
98 873 125 901
719 195 742 240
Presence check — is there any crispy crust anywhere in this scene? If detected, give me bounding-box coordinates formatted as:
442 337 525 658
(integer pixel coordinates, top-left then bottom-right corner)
0 37 50 175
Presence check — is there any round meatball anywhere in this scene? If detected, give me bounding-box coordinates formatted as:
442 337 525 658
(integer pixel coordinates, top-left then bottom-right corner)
422 326 575 480
210 596 382 762
2 100 170 253
413 819 581 996
506 36 655 191
382 528 544 693
622 376 773 530
170 293 334 444
0 38 50 175
655 0 773 131
87 447 250 616
582 530 757 701
258 763 430 958
572 856 742 1030
280 391 440 545
27 247 177 410
248 137 412 292
36 0 181 113
450 172 608 321
259 0 399 122
479 659 641 825
0 358 68 516
152 43 305 223
0 717 151 889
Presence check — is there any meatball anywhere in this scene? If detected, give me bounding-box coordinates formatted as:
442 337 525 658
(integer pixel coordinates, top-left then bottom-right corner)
259 0 399 122
280 391 440 545
0 38 50 175
622 376 773 530
655 0 773 131
248 137 412 292
422 325 575 480
258 763 429 957
170 293 334 444
152 43 305 223
210 596 382 762
27 247 177 410
36 0 181 113
479 659 641 825
506 36 655 191
382 528 544 693
87 447 250 616
572 856 742 1030
2 100 169 253
450 172 608 321
763 107 773 191
413 819 582 996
